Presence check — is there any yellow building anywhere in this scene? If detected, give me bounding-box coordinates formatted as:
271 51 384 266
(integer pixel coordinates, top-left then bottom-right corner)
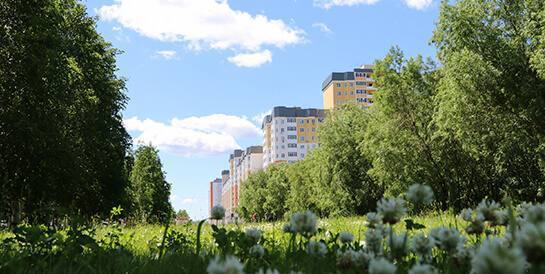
322 65 376 110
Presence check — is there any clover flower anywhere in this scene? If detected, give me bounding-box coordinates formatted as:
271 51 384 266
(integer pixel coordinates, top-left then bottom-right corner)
377 197 407 225
471 238 526 274
339 231 354 244
388 231 408 260
336 249 373 270
411 232 434 262
366 212 383 229
516 222 545 263
368 258 396 274
522 203 545 224
408 264 437 274
464 212 485 235
460 208 473 222
476 199 502 224
306 240 328 257
406 184 434 205
249 244 265 258
210 205 226 220
257 269 279 274
290 211 318 236
365 228 383 255
430 227 465 254
245 228 262 244
206 255 244 274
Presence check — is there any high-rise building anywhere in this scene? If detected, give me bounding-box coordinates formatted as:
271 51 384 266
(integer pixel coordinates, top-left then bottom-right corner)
262 106 326 168
322 65 376 110
220 170 231 217
208 178 222 217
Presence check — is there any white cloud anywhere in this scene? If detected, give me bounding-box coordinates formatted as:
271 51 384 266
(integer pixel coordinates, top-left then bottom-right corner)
227 50 272 68
252 111 271 125
98 0 304 66
124 114 262 156
314 0 379 9
181 198 197 205
154 50 178 60
312 22 332 34
403 0 432 10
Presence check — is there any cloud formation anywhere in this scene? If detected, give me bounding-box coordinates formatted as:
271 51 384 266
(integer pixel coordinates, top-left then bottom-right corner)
402 0 432 10
98 0 304 67
124 114 262 156
155 50 178 60
312 22 332 34
314 0 379 9
227 50 272 68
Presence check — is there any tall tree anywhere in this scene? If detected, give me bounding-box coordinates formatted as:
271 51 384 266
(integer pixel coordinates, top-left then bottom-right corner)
0 0 131 224
128 145 173 223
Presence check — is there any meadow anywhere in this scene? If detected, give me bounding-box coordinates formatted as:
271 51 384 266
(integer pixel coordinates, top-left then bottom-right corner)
2 185 544 274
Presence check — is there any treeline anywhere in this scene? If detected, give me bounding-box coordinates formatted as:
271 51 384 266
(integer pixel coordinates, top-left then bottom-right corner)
0 0 171 225
239 0 545 221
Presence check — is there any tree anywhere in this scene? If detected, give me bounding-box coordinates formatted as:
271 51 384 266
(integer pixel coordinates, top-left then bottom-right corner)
0 0 131 224
128 145 173 223
238 170 268 221
175 209 190 221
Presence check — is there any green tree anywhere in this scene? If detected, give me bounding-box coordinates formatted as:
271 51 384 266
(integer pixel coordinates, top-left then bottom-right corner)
0 0 131 224
262 163 290 221
128 145 173 223
238 170 268 221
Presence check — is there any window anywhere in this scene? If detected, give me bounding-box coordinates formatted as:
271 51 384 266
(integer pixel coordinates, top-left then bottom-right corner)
368 83 373 87
356 89 366 94
312 136 315 141
287 117 296 123
281 153 285 158
281 145 285 149
280 128 284 132
300 120 304 124
351 91 354 95
336 83 341 87
287 126 296 131
300 136 305 141
337 92 341 96
288 135 297 140
312 128 316 132
356 81 365 86
300 128 304 132
301 153 305 158
288 143 297 148
350 83 353 87
300 144 305 149
288 152 297 157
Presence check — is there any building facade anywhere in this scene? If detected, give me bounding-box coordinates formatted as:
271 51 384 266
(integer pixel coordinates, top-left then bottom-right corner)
322 65 376 110
208 178 222 217
262 106 326 168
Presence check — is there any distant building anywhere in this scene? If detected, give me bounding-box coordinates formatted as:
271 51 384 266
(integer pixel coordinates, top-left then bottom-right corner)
208 178 222 217
262 106 326 168
322 65 376 110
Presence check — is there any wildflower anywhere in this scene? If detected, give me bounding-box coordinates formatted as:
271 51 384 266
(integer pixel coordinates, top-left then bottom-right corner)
460 208 473 222
406 184 434 205
465 213 485 235
339 231 354 244
388 231 408 260
476 199 502 224
368 257 396 274
210 205 226 220
377 197 407 225
365 228 383 255
408 264 437 274
257 269 279 274
282 223 293 233
306 240 328 257
206 255 244 274
522 203 545 224
411 233 434 261
290 211 318 236
245 228 262 244
249 244 265 258
471 238 525 274
516 222 545 263
336 249 373 270
430 227 465 254
366 212 383 229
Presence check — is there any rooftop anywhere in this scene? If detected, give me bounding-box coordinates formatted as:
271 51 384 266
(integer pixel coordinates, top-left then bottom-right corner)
321 65 374 91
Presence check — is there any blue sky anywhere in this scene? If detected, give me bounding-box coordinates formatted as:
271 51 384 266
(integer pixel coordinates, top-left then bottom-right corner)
85 0 439 220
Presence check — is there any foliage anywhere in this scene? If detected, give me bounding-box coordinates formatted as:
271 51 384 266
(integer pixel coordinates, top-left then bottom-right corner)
0 0 131 224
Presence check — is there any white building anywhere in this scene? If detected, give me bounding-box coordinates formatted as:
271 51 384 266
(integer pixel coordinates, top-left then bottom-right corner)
208 178 222 217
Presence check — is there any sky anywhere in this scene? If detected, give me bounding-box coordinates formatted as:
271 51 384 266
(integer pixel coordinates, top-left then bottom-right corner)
85 0 440 220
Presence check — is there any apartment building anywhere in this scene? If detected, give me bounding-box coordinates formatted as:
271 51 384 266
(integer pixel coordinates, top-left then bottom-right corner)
220 170 231 217
322 65 376 110
262 106 326 168
208 178 222 217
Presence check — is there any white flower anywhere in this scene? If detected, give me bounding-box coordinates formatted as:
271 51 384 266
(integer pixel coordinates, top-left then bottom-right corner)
365 228 383 255
366 212 383 228
516 222 545 263
245 228 262 244
368 257 396 274
460 208 473 222
408 264 437 274
471 238 526 274
210 205 226 220
522 203 545 224
377 197 407 225
257 269 279 274
249 244 265 258
306 240 328 257
411 233 434 261
476 199 502 224
289 210 318 236
430 227 465 254
339 231 354 244
206 255 244 274
336 249 373 270
406 184 434 205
